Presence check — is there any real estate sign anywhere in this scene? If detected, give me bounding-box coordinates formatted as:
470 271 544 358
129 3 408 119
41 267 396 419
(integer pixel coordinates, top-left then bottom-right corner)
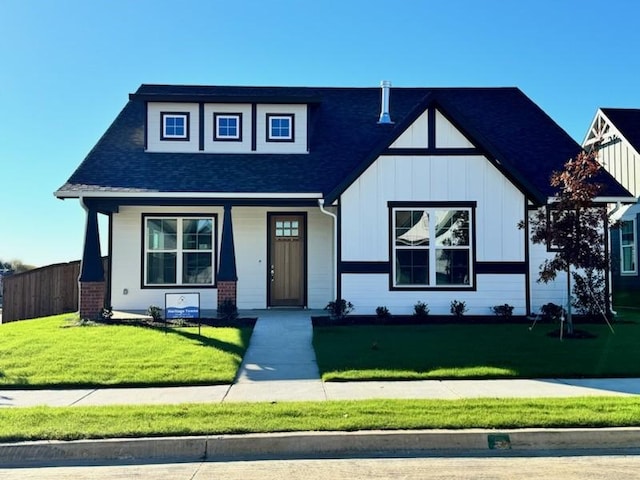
165 293 200 319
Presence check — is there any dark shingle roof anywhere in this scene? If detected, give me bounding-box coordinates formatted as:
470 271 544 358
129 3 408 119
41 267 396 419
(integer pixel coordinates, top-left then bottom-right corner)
57 85 632 204
601 108 640 153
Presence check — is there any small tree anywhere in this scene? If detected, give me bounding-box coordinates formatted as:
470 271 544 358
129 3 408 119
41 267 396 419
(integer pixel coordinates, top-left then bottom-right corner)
525 149 607 334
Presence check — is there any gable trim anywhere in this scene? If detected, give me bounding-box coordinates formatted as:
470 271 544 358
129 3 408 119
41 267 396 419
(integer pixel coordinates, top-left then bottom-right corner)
324 92 553 205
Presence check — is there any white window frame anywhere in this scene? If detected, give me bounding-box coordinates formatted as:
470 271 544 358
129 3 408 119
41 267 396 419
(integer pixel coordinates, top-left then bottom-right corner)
143 215 216 287
161 112 189 140
391 204 474 289
266 114 294 142
214 113 242 141
620 218 637 275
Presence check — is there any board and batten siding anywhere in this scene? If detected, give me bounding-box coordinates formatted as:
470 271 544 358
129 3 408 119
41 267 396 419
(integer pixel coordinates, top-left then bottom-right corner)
598 139 640 198
109 205 333 312
341 274 526 316
340 155 526 263
339 153 527 315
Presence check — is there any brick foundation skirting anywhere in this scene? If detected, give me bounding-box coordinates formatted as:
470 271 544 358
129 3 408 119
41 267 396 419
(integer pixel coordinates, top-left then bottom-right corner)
79 281 105 319
217 280 237 306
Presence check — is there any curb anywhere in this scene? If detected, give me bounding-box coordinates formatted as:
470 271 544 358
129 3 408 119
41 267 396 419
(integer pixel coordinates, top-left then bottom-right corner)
2 428 640 466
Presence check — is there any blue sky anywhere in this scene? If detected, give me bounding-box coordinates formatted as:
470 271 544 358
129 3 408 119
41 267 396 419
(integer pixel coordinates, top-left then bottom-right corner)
2 0 640 267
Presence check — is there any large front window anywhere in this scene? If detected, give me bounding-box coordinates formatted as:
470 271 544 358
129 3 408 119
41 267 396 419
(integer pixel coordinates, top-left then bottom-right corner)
621 219 637 274
392 204 473 288
145 216 215 286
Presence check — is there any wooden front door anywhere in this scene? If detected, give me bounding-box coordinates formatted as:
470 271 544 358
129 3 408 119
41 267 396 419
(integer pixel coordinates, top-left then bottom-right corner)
268 213 306 307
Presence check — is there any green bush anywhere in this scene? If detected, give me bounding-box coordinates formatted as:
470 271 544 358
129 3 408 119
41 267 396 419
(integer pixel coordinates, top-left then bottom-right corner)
412 301 430 319
325 299 354 321
450 300 467 318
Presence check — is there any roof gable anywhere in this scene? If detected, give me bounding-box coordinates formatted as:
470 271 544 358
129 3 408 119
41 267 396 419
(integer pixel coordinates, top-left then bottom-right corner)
599 108 640 154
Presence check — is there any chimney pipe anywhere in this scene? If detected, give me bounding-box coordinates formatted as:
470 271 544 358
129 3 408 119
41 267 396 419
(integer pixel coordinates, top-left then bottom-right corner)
378 80 393 124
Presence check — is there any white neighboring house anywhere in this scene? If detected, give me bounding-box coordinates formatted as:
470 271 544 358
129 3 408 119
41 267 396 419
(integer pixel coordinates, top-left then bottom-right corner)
55 83 633 319
584 108 640 297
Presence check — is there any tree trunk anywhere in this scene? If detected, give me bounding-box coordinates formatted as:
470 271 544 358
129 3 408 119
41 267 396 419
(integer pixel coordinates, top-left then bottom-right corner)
566 265 573 335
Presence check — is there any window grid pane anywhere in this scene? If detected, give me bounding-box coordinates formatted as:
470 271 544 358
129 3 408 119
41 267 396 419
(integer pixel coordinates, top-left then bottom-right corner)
145 217 214 286
621 221 636 273
268 115 293 140
393 207 472 288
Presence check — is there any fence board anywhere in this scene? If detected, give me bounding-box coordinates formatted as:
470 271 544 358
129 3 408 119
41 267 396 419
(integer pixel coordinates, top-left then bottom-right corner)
1 259 108 323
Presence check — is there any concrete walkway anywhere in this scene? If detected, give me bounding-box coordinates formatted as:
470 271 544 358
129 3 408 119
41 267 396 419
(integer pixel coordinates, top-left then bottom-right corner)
2 309 640 407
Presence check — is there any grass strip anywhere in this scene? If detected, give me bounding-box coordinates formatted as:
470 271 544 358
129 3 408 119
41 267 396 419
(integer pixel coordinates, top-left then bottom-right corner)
1 397 640 442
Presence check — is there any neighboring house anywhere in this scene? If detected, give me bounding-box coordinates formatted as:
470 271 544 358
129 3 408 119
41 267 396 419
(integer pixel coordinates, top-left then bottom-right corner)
584 108 640 295
56 83 633 319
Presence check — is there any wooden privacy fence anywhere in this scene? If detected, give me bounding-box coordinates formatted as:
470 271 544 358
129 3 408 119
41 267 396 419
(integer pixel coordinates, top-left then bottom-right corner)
1 259 108 323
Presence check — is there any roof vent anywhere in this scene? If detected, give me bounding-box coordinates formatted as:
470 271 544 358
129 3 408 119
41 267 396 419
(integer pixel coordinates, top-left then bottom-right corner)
378 80 394 124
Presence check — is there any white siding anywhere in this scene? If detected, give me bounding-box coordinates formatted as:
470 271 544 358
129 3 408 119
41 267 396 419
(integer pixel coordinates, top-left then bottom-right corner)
435 110 474 148
598 140 640 198
341 274 527 316
341 155 525 262
255 104 308 153
390 110 428 148
526 209 589 315
146 103 200 153
339 152 527 314
203 104 253 153
109 205 333 312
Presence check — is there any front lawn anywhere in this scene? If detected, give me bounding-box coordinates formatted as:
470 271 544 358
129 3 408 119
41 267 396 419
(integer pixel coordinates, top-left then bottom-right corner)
313 309 640 381
0 314 252 388
1 397 640 442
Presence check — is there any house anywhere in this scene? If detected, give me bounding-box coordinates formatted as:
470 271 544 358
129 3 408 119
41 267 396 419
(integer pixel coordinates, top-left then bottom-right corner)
583 108 640 297
55 83 633 319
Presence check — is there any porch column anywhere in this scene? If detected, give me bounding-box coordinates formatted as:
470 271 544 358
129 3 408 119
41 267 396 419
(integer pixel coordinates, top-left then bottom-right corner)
79 205 105 319
217 203 238 307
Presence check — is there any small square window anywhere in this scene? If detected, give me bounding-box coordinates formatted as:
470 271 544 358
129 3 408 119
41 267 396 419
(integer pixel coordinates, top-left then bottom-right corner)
267 114 294 142
214 113 242 141
161 112 189 141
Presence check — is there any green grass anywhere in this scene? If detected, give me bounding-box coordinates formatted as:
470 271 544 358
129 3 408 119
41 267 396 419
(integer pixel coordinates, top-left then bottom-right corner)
0 314 252 388
1 397 640 442
314 310 640 381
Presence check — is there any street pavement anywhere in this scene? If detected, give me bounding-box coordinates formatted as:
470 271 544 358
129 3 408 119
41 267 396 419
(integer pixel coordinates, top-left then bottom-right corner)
1 309 640 466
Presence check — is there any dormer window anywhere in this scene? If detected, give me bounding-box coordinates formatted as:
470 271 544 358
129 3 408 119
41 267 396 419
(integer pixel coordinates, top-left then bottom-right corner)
161 112 189 141
214 113 242 141
267 114 294 142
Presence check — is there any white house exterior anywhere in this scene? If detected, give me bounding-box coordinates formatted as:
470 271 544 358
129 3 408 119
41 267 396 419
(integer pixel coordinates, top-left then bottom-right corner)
55 84 632 318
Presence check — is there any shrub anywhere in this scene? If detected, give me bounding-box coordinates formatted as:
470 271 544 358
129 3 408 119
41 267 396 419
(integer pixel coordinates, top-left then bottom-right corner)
100 306 113 321
325 299 354 321
217 299 238 322
146 305 163 322
540 302 566 322
412 301 430 319
375 306 391 321
491 304 514 318
450 300 467 318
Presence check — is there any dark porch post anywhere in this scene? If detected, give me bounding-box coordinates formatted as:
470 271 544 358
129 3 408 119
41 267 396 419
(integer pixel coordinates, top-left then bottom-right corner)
217 203 238 308
79 205 105 319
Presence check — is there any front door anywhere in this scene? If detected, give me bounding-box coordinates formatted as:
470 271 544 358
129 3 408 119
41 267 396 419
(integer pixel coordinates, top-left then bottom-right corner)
268 213 306 307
